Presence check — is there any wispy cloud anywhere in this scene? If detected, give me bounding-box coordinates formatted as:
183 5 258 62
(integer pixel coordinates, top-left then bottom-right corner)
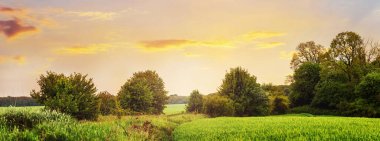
138 31 286 51
256 42 285 49
240 32 286 41
55 43 113 55
0 55 26 65
65 11 117 21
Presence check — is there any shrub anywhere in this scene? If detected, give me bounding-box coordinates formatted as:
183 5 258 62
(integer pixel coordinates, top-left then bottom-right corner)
202 94 234 117
30 72 99 120
186 90 203 113
270 96 290 115
97 91 117 115
218 67 269 116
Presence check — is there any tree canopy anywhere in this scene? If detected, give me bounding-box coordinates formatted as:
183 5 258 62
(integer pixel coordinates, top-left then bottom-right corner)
218 67 269 116
31 71 99 120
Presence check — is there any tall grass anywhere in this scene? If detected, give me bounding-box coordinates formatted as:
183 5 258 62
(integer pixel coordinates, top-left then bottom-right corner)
0 106 205 141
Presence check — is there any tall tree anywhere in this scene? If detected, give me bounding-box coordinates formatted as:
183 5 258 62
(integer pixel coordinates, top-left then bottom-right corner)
291 41 326 69
218 67 269 116
330 31 365 83
118 70 168 114
186 90 203 113
290 62 321 107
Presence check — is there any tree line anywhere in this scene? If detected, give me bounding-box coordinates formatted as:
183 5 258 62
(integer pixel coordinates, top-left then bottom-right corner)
0 96 41 107
26 31 380 120
289 31 380 117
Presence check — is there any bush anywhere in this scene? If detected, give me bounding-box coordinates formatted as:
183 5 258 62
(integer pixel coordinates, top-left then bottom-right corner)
186 90 203 113
270 96 289 115
30 72 99 120
202 94 234 117
97 91 117 115
218 67 269 116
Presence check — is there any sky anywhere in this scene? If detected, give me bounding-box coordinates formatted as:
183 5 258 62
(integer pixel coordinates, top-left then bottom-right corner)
1 0 380 96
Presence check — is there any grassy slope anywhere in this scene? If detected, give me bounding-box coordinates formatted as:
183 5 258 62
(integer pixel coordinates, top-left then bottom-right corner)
173 114 380 141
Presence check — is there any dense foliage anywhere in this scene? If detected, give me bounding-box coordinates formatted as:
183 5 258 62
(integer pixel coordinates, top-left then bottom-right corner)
186 90 203 113
290 63 321 107
289 31 380 117
202 94 235 117
219 67 270 116
30 72 99 120
97 91 117 115
118 70 168 114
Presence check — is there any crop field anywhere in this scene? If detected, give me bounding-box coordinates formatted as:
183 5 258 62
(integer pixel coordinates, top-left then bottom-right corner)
163 104 186 115
173 114 380 141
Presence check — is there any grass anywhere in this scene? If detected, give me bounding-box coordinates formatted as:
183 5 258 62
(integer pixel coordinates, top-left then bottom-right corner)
173 114 380 141
164 104 186 115
0 106 43 114
2 105 380 141
0 104 205 141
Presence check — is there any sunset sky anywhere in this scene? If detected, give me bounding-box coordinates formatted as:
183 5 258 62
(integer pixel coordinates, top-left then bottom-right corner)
1 0 380 96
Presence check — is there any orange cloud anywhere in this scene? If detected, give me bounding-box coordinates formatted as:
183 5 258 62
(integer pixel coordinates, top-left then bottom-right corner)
0 6 39 38
138 31 286 52
140 40 194 49
0 19 37 38
0 55 26 65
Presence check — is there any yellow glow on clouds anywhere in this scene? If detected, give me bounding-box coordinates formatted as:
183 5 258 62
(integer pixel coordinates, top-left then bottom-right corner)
0 55 26 65
138 31 286 52
55 43 113 55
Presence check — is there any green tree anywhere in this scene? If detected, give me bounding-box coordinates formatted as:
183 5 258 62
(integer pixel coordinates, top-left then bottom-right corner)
30 72 99 120
202 94 234 117
97 91 117 115
186 90 203 113
270 96 289 115
117 70 168 114
290 62 321 107
356 72 380 104
118 77 154 113
330 31 365 83
291 41 326 69
218 67 269 116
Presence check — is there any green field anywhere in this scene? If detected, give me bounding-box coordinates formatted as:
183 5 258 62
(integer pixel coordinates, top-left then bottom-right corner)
173 114 380 141
2 105 380 140
164 104 186 115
